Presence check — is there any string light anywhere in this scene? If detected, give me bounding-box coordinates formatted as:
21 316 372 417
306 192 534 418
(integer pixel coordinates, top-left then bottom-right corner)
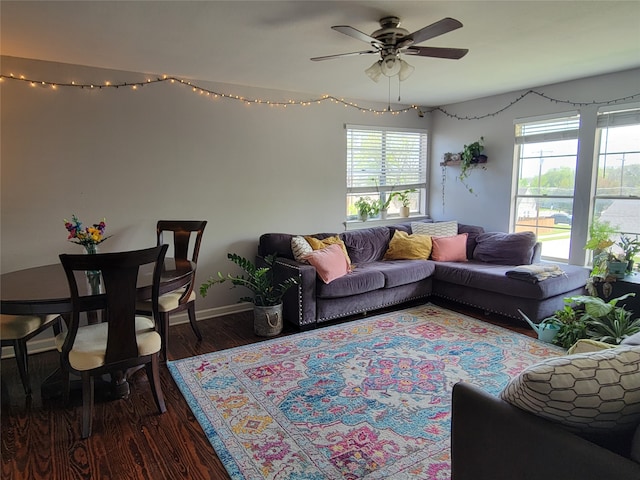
1 72 638 118
0 73 420 115
428 89 640 120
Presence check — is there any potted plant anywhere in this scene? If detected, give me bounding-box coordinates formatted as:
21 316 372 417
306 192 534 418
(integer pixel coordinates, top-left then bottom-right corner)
543 293 639 348
391 189 416 218
618 234 640 273
354 197 379 222
584 220 621 289
200 253 298 337
459 137 487 194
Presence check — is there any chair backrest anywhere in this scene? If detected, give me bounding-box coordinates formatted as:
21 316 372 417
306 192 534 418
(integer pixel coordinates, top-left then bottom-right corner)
59 244 168 367
156 220 207 263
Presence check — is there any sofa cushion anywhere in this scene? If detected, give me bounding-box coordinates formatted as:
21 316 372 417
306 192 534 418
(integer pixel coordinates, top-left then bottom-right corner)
259 233 295 259
384 230 432 260
458 223 486 259
433 261 590 299
473 231 538 265
500 346 640 434
431 234 468 262
377 260 436 288
412 220 458 237
342 226 391 264
316 264 385 299
304 244 350 284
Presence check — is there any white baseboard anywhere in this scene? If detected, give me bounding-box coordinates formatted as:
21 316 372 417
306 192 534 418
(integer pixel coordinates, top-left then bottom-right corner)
0 304 253 359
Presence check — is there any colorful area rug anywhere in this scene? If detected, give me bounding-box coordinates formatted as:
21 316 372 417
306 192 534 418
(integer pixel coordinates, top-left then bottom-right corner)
168 304 563 479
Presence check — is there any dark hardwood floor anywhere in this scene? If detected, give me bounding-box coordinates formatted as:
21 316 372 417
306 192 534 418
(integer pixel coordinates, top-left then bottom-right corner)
0 300 534 480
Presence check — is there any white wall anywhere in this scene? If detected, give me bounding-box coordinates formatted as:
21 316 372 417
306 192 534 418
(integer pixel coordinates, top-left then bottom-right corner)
429 67 640 235
0 56 428 320
3 55 639 325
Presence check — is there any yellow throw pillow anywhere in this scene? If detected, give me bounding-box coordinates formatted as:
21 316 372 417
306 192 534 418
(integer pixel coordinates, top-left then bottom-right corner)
384 230 432 260
304 235 351 266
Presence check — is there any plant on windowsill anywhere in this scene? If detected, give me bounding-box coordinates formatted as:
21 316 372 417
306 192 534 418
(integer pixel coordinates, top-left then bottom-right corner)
200 253 298 337
618 234 640 273
584 220 624 296
390 189 416 218
355 197 380 222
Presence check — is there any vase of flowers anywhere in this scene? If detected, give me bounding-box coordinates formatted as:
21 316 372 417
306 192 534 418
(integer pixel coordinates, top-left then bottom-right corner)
64 215 111 293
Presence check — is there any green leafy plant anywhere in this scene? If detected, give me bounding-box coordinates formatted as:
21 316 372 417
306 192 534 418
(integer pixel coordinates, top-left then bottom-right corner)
618 233 640 262
543 302 588 349
585 220 622 280
390 189 416 207
354 197 379 221
459 137 486 194
547 293 638 348
200 253 298 307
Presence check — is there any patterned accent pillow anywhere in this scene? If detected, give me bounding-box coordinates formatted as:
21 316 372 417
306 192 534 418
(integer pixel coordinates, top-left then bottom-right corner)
412 221 458 237
291 236 313 264
500 346 640 433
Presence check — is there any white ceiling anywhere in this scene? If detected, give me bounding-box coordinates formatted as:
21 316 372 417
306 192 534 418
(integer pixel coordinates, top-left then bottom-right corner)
2 1 640 106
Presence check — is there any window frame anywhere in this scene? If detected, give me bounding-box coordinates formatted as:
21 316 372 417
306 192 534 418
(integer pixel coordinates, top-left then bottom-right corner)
512 112 580 262
346 124 428 222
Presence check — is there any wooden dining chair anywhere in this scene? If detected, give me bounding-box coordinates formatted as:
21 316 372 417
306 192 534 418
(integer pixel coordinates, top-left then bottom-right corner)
57 244 168 439
136 220 207 360
0 314 62 395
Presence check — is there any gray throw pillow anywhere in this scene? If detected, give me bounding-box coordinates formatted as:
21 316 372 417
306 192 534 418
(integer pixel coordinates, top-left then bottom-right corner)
473 231 537 265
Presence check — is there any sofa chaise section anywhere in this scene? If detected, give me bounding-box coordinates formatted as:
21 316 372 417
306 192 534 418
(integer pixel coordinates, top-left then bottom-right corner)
433 260 590 322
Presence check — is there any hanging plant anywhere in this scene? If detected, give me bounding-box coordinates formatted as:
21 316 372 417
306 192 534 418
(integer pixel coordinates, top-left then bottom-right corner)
458 137 487 194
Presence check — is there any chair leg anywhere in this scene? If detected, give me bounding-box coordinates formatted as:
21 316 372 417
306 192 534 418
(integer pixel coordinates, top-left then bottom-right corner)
13 339 32 395
146 355 166 414
187 302 202 341
160 312 170 361
81 372 94 439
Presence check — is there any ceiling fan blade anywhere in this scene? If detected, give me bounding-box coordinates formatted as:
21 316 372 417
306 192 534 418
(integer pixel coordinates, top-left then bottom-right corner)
400 17 463 47
332 25 384 46
310 50 378 61
405 46 469 60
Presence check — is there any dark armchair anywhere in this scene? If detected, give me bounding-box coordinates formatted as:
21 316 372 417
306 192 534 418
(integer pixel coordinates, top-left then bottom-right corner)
450 381 640 480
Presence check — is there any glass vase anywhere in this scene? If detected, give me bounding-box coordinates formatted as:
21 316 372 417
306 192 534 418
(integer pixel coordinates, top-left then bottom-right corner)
84 244 102 294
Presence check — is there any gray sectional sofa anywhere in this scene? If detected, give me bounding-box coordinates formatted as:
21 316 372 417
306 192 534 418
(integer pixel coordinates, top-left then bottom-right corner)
257 221 591 329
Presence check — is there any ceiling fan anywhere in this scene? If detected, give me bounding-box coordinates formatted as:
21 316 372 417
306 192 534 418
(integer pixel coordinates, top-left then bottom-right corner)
311 16 469 82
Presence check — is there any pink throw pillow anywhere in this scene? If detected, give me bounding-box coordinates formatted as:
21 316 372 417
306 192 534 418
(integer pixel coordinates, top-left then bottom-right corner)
431 233 469 262
303 244 350 284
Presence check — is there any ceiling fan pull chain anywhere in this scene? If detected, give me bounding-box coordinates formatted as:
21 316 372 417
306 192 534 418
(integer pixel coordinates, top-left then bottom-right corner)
388 76 392 111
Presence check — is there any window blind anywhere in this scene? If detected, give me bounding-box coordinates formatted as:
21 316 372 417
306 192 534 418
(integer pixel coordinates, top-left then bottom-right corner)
346 127 427 192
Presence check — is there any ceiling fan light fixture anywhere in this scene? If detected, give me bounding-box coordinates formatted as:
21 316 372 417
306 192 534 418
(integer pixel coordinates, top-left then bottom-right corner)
380 54 401 77
365 60 383 82
398 58 415 81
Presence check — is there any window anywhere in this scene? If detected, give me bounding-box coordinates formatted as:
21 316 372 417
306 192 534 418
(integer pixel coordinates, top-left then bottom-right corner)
346 125 428 220
512 113 580 261
592 106 640 250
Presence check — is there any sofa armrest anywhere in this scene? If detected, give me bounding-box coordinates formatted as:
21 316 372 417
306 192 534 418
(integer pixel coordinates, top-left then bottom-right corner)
451 382 639 480
262 256 318 329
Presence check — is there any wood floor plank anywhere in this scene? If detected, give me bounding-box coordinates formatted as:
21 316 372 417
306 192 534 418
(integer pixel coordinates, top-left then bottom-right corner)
0 300 532 479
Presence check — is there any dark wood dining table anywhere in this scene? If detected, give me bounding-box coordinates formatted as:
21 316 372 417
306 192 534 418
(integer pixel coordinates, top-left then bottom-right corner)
1 258 194 316
0 258 194 398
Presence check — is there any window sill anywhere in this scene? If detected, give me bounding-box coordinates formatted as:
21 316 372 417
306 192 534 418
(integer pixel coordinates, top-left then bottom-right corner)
343 215 430 231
